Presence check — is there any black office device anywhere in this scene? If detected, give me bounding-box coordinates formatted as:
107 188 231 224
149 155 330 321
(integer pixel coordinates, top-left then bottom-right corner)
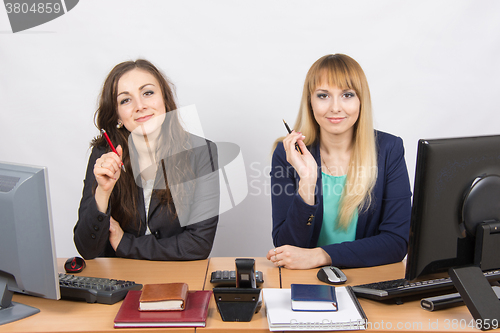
59 273 142 304
354 270 500 302
210 270 264 287
421 291 464 312
213 258 262 322
0 162 60 325
353 135 500 306
212 287 262 322
235 258 256 288
421 284 500 312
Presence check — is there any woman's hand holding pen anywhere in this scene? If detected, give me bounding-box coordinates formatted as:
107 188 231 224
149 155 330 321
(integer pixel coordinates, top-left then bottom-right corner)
283 131 317 205
94 145 123 213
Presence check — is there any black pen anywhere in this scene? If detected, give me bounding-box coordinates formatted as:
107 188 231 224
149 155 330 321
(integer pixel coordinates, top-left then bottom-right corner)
279 266 282 288
282 119 303 154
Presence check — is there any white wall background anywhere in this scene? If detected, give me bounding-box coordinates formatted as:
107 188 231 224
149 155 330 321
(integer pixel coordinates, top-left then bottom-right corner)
1 0 499 259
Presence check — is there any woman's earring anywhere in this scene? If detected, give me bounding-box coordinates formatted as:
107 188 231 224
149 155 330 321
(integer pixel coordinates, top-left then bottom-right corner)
116 121 123 129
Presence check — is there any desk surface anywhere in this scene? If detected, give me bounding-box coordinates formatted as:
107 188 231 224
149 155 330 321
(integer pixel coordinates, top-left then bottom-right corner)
280 262 489 333
3 258 208 333
2 257 494 333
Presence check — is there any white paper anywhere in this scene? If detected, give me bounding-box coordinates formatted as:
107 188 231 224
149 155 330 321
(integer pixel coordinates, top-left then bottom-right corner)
263 287 366 331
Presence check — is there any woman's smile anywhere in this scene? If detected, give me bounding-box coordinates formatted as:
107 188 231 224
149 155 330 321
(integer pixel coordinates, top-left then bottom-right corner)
135 114 154 123
326 116 346 124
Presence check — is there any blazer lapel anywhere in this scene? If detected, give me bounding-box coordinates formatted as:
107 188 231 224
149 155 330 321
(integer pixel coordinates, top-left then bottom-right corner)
135 183 147 235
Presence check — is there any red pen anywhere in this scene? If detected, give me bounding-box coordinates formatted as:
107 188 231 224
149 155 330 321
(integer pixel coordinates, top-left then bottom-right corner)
100 129 126 172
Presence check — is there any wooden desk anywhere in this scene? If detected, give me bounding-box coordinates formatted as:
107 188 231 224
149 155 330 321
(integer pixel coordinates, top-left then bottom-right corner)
280 262 493 333
1 258 208 333
3 257 495 333
200 257 279 332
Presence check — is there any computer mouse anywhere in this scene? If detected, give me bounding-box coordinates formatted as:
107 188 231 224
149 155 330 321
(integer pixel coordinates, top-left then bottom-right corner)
317 266 347 284
64 256 86 273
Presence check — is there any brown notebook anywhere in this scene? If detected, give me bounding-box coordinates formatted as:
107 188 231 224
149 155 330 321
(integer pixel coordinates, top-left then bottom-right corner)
139 283 189 311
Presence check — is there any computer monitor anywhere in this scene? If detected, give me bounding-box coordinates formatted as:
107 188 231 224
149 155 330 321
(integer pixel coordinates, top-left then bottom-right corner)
405 134 500 281
0 162 60 325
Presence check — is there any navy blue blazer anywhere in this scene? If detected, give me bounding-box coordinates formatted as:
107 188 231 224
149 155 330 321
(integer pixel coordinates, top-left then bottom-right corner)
270 131 412 267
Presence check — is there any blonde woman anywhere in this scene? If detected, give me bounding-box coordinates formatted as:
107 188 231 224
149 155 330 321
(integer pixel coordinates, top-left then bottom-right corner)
267 54 411 269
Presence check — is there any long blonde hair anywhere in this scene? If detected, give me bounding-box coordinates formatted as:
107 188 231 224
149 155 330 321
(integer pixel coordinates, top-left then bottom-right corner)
274 54 377 230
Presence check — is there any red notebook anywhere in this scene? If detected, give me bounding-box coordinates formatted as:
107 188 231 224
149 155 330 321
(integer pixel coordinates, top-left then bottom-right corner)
114 290 212 328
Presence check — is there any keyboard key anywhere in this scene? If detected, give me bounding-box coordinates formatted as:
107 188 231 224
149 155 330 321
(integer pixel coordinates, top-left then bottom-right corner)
352 270 500 302
59 273 142 304
210 270 264 287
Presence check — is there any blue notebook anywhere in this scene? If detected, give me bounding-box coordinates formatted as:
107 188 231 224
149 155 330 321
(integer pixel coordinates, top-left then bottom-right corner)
291 284 338 311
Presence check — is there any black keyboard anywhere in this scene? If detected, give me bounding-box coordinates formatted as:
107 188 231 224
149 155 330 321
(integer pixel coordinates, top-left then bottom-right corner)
352 269 500 302
210 270 264 287
59 273 142 304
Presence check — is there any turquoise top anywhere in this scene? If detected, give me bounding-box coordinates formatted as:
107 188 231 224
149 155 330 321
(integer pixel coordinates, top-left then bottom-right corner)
317 173 358 246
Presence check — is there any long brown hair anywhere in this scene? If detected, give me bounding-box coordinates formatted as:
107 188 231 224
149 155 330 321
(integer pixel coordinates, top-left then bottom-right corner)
92 59 190 231
273 54 377 230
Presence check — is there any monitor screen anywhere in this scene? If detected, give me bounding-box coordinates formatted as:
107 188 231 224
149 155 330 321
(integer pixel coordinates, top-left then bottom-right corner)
405 135 500 281
0 162 60 325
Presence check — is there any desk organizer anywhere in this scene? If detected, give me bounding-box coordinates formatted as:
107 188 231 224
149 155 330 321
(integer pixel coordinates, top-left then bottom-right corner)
213 287 262 322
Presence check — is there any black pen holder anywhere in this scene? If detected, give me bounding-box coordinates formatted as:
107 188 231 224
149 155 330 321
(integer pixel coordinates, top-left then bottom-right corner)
213 287 262 322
